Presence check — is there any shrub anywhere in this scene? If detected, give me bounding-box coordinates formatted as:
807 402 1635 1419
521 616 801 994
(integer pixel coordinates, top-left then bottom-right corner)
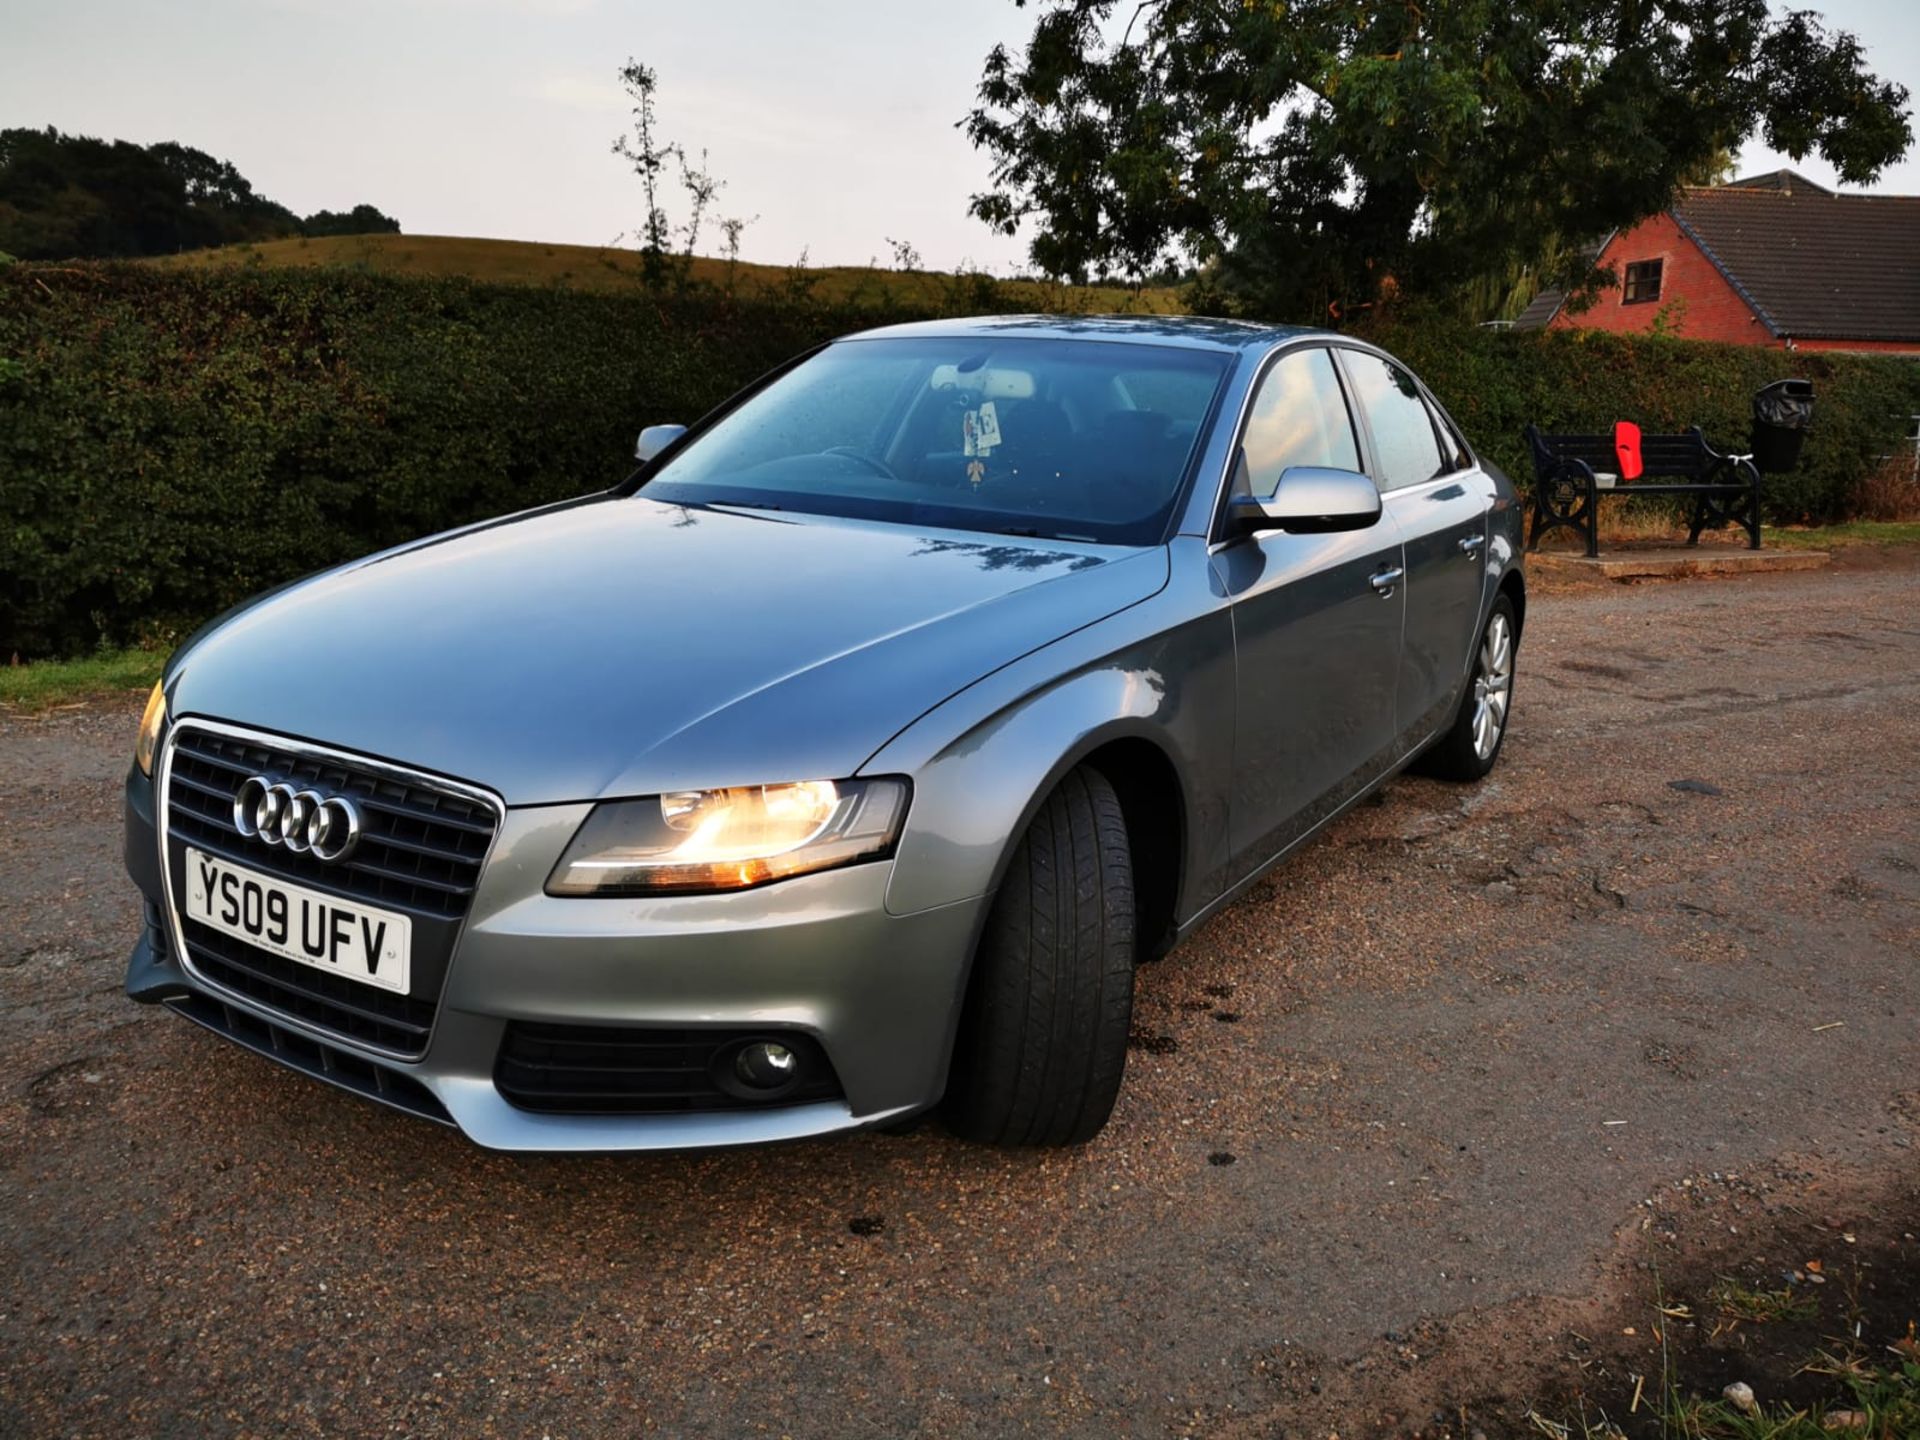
0 263 957 657
1849 453 1920 522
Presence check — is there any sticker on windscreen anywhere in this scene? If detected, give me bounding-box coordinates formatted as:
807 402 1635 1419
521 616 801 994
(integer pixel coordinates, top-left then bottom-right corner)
976 400 1002 452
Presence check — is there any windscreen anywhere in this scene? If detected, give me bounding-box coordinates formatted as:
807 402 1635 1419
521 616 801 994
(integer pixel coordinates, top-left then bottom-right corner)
641 336 1232 545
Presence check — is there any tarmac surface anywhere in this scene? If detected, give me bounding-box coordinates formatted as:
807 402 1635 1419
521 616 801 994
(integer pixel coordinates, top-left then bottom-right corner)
3 560 1917 1437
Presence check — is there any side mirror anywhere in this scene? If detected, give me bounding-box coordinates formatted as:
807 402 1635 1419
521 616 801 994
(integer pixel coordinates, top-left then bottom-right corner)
1229 464 1382 535
635 423 688 463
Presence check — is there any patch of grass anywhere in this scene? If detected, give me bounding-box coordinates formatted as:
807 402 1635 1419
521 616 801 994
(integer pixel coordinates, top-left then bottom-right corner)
1762 520 1920 548
1555 515 1920 552
1655 1355 1919 1438
1531 1353 1920 1440
148 233 1188 313
0 647 164 711
1708 1277 1821 1326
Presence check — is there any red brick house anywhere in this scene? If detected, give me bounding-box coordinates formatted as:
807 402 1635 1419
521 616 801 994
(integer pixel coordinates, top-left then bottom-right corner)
1515 171 1920 354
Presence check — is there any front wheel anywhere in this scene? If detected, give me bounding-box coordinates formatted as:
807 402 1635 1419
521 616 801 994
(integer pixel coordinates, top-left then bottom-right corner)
1417 594 1518 782
945 765 1136 1146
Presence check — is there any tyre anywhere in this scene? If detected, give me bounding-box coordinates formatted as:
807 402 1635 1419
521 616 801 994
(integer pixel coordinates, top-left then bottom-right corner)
1416 593 1518 782
945 764 1137 1146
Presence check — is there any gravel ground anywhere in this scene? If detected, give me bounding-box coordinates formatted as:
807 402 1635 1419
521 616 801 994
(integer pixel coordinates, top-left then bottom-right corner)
2 562 1917 1439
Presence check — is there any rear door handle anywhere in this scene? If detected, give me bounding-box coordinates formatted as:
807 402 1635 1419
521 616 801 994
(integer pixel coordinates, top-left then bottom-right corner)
1369 565 1404 596
1458 534 1485 555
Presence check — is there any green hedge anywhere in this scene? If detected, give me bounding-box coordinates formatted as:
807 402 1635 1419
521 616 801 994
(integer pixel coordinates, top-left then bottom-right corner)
1367 314 1920 524
3 264 1916 658
0 264 945 657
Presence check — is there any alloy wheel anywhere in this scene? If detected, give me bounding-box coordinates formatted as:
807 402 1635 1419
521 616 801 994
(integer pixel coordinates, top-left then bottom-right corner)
1471 612 1514 761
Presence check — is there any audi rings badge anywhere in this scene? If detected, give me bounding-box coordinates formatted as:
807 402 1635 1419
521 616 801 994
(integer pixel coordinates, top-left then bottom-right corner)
231 776 364 863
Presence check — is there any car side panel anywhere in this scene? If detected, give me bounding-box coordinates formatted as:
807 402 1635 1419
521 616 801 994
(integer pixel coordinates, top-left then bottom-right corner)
1385 471 1496 743
1486 461 1527 588
1213 517 1407 877
867 536 1237 923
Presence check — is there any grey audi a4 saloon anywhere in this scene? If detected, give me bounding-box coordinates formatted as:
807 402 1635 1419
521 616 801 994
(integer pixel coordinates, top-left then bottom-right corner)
124 315 1524 1150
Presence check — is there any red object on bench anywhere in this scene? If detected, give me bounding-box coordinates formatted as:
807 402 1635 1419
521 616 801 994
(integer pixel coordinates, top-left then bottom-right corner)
1613 421 1644 481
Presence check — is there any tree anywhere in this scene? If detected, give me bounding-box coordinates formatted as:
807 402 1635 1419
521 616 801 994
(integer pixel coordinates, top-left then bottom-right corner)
964 1 1913 320
303 204 402 237
0 127 395 259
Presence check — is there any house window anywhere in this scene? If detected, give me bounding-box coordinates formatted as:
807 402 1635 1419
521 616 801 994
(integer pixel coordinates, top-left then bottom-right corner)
1623 259 1663 305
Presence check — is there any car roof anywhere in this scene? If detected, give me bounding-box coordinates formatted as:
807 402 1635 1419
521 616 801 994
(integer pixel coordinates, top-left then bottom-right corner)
840 313 1326 353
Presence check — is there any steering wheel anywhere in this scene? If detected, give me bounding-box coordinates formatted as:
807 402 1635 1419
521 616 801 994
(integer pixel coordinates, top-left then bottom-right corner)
822 446 902 482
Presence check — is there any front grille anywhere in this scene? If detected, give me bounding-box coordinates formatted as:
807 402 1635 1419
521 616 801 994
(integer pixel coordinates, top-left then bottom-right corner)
162 724 499 1058
495 1023 845 1115
167 730 494 918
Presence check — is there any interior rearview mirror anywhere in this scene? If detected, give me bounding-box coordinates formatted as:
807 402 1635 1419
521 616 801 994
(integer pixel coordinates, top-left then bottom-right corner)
635 423 688 463
1228 463 1382 535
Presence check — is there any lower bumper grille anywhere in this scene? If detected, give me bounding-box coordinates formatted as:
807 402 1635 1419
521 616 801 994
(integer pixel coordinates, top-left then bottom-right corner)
143 898 172 963
495 1023 844 1115
183 919 435 1054
167 990 452 1126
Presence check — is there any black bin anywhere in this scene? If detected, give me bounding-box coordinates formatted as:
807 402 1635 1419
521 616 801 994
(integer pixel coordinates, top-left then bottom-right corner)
1751 378 1814 473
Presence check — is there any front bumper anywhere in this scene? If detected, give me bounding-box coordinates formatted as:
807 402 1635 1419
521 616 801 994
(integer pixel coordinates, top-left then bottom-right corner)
125 757 987 1151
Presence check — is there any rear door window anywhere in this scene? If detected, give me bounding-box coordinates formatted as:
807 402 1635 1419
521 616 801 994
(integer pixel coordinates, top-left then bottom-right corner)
1343 352 1447 491
1422 394 1472 471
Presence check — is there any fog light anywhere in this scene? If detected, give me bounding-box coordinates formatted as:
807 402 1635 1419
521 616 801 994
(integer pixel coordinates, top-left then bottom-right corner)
734 1041 799 1090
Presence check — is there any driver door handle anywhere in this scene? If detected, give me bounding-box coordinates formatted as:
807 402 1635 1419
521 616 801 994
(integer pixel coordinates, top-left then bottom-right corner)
1458 534 1485 555
1369 565 1404 597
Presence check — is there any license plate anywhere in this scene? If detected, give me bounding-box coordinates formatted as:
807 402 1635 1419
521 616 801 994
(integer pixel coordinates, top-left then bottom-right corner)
183 847 412 995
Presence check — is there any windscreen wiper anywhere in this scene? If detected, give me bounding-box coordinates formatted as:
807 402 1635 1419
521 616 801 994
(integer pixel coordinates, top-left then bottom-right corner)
1001 525 1099 542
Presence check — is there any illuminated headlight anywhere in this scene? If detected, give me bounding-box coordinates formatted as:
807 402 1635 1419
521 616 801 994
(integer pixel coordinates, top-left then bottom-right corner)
135 681 167 777
546 778 910 895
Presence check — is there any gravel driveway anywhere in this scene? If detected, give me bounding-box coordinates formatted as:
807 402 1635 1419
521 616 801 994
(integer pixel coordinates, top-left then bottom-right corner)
3 564 1917 1438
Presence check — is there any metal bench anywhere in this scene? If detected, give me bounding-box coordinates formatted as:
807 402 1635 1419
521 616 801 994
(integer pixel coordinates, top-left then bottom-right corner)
1524 425 1761 557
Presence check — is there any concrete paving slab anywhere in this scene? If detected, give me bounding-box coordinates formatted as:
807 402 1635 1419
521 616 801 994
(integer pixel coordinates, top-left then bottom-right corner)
1527 545 1831 581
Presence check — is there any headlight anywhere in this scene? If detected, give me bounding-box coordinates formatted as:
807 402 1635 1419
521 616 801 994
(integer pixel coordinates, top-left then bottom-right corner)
546 777 910 895
135 681 167 777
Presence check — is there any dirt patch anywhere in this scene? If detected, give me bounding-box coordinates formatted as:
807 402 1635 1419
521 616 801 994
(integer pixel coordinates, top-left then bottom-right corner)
1534 1161 1918 1436
1828 541 1920 573
1219 1153 1920 1438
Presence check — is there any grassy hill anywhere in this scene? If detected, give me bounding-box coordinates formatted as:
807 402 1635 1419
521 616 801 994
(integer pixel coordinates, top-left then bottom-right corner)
150 232 1185 313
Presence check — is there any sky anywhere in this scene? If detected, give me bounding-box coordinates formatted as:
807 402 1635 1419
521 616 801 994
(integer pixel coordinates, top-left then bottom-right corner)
3 0 1917 274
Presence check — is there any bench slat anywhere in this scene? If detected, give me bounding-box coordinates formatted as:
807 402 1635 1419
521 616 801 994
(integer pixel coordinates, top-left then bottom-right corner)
1580 482 1749 496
